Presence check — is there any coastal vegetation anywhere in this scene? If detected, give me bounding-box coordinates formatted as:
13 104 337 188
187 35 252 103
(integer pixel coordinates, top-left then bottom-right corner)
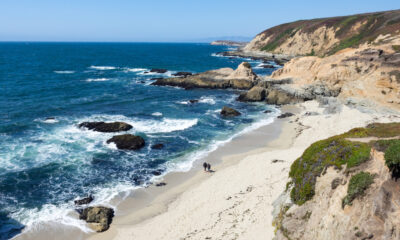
289 123 400 205
342 171 374 207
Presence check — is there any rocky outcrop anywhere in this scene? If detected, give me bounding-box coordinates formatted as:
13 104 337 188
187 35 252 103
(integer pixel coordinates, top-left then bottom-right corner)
271 35 400 110
79 122 132 133
74 195 94 205
150 69 168 73
173 72 192 77
210 40 247 47
220 106 241 117
238 86 266 102
152 62 259 90
79 206 114 232
106 134 145 150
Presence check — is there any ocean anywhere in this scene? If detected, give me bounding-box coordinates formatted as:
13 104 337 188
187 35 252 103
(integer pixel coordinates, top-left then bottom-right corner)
0 42 279 239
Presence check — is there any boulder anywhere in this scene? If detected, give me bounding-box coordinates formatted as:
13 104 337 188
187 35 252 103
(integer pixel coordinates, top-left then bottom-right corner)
238 86 266 102
220 106 241 117
155 182 167 187
189 99 199 104
151 143 164 149
173 72 192 77
151 170 163 176
106 134 145 150
79 206 114 232
150 69 168 73
277 112 294 119
74 195 94 205
79 122 132 133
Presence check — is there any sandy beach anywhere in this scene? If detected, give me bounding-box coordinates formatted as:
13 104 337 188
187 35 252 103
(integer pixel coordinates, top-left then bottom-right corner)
77 100 396 240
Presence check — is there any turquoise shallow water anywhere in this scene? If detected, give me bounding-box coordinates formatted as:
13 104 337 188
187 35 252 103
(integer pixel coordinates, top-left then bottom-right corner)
0 42 278 239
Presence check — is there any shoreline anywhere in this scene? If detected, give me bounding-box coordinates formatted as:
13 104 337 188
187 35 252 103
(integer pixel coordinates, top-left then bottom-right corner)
87 105 298 240
13 105 293 240
87 101 395 240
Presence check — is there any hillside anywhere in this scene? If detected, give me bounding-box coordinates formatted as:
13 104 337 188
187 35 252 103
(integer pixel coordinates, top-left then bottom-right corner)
244 9 400 56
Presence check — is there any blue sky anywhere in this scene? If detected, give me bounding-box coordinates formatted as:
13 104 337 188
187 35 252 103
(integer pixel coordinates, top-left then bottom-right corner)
0 0 398 42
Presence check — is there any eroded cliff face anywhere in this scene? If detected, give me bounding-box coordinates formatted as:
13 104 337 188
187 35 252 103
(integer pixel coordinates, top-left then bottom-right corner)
270 34 400 110
244 9 400 57
275 144 400 240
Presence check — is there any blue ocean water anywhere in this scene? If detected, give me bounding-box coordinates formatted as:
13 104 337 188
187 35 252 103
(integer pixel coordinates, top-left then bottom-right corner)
0 42 278 239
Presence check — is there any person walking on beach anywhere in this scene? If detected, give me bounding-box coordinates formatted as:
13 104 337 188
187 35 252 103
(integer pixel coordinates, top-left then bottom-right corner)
203 162 208 172
207 163 211 172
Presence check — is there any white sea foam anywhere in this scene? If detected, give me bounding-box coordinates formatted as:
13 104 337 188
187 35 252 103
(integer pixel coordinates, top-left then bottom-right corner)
133 118 198 133
89 66 116 70
152 112 163 116
198 97 216 105
123 68 148 73
86 78 110 82
165 108 280 172
54 71 75 74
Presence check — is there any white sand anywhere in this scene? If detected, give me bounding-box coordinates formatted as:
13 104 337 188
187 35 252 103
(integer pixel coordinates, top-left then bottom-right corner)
90 101 397 240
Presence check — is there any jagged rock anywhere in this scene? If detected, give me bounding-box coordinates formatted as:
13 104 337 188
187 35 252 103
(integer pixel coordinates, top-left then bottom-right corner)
150 69 168 73
79 206 114 232
106 134 145 150
238 86 266 102
173 72 192 77
74 195 94 205
152 62 259 90
151 143 164 149
228 62 259 89
79 122 132 133
277 112 294 119
265 88 303 105
220 106 241 117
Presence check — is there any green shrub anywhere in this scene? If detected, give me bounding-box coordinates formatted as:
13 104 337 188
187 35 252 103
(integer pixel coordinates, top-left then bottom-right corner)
289 137 371 205
393 45 400 53
384 140 400 179
342 172 374 207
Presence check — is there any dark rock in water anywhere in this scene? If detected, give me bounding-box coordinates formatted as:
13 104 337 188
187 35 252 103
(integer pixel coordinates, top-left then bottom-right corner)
264 110 273 114
140 81 146 83
277 112 294 119
151 143 164 149
189 99 199 104
150 68 168 73
220 106 241 117
45 117 55 120
106 134 145 150
151 77 164 81
144 71 149 74
79 122 132 133
74 195 94 205
79 206 114 232
155 182 167 187
262 64 275 69
173 72 192 77
151 170 163 176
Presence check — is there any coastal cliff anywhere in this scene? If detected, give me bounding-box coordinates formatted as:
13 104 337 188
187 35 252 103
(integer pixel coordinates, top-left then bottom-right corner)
243 9 400 56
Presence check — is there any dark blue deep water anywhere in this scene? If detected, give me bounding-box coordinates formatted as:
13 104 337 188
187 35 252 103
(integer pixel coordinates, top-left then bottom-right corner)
0 42 278 239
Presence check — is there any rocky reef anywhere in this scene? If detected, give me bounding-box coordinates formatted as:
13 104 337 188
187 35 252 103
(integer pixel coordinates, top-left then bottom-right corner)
274 123 400 240
106 134 145 150
152 62 259 90
79 122 132 132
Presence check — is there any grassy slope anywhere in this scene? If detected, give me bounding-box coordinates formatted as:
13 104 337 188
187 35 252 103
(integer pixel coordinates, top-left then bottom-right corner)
258 9 400 56
288 123 400 205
